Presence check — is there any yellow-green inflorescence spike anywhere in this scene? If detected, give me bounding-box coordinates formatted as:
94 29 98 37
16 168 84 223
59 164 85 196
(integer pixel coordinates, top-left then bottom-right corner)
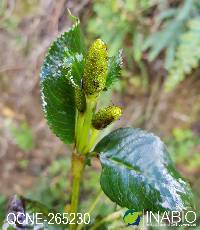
83 39 108 96
75 86 86 113
92 106 122 130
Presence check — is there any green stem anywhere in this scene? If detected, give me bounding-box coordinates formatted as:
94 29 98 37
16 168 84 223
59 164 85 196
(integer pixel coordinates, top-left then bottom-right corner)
70 151 85 230
76 112 84 151
77 190 103 230
90 209 124 230
82 128 99 155
79 97 96 153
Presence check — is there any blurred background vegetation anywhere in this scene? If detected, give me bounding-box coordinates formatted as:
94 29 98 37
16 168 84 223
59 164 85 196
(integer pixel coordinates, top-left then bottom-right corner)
0 0 200 229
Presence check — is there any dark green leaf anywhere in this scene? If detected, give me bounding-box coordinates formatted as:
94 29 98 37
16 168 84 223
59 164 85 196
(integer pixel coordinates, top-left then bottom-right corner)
95 128 193 211
106 50 123 88
40 20 85 144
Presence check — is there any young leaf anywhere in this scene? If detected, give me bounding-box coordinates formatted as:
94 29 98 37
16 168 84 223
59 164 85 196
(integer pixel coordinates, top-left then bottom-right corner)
95 128 193 211
106 49 123 88
40 20 85 144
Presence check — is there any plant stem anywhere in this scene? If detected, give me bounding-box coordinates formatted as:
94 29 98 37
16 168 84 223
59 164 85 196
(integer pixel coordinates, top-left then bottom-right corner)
76 112 84 151
77 190 103 230
79 97 96 152
90 209 124 230
82 128 99 154
70 151 85 230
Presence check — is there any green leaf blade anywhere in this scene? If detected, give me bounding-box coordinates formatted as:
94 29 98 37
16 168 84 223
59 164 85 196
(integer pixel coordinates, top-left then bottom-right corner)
41 78 76 144
95 128 193 211
40 20 85 144
106 49 123 88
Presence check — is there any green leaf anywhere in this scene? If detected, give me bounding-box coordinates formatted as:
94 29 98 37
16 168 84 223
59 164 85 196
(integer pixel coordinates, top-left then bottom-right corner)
95 128 193 211
106 50 123 88
40 20 85 144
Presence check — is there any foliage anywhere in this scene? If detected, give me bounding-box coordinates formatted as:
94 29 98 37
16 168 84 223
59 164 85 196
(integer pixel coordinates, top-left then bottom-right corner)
95 128 193 211
40 19 121 145
40 19 85 144
4 15 194 229
88 0 200 91
40 17 193 228
144 0 200 90
88 0 152 58
144 0 196 66
166 19 200 90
